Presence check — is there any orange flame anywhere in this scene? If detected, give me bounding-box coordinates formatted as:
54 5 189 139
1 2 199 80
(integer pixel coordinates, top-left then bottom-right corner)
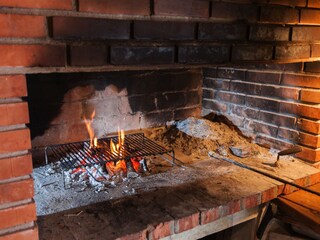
83 110 97 148
107 128 126 172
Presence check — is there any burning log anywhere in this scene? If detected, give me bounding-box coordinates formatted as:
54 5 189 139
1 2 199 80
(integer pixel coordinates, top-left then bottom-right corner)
125 159 139 179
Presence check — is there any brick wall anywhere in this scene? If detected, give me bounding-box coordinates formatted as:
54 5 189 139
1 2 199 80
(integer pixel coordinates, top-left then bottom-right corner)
202 65 320 163
0 75 37 239
27 70 201 151
0 0 320 239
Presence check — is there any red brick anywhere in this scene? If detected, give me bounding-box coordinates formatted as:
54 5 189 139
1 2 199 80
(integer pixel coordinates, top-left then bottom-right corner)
311 44 320 58
174 212 199 233
70 45 107 66
246 70 281 84
0 128 31 154
260 6 299 24
260 111 296 127
0 75 27 98
296 146 320 162
0 45 65 67
298 119 320 134
275 45 310 60
241 193 261 210
154 0 209 18
0 201 36 229
261 85 299 100
278 127 299 141
211 2 257 22
299 132 320 148
135 21 195 40
0 102 29 126
0 0 72 10
219 200 241 217
232 44 273 61
179 45 230 64
0 178 34 204
308 172 320 185
0 14 46 38
246 96 279 112
79 0 150 15
292 27 320 41
148 220 174 239
280 102 320 119
300 9 320 24
300 89 320 103
305 61 320 72
282 73 320 88
200 207 219 225
217 91 245 105
111 46 174 65
53 17 130 40
308 0 320 8
0 154 33 180
249 25 289 41
0 226 39 240
261 186 278 203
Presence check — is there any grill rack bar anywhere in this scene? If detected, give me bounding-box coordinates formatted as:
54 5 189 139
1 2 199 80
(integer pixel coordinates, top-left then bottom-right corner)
45 133 175 171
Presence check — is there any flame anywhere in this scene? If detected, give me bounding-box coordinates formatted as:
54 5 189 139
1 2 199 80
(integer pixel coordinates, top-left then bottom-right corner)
83 110 97 148
106 128 127 172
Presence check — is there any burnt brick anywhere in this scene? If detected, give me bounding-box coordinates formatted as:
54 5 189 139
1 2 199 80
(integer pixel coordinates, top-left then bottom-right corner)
203 68 217 78
217 68 246 80
111 46 174 65
134 21 195 40
261 85 300 100
278 127 299 141
217 91 245 104
178 45 230 64
0 0 72 9
260 6 299 23
300 9 320 24
211 2 257 22
246 96 279 112
185 90 201 106
79 0 150 15
202 99 228 113
249 25 289 41
128 95 157 113
174 107 201 120
305 62 320 73
260 111 296 127
268 0 306 7
154 0 209 18
0 14 46 38
52 17 130 40
275 45 310 60
282 73 320 88
246 71 281 84
232 44 273 61
0 75 27 98
199 23 247 41
229 105 260 119
143 111 174 127
230 81 261 95
70 45 107 66
247 120 278 137
203 78 230 90
0 45 66 67
255 134 293 150
202 88 215 99
292 27 320 41
156 92 186 110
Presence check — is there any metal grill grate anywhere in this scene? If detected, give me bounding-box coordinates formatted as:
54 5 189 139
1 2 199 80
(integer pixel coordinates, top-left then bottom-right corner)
45 133 175 170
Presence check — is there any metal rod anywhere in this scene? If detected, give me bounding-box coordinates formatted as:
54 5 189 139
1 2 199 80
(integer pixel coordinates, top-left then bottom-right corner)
208 152 320 197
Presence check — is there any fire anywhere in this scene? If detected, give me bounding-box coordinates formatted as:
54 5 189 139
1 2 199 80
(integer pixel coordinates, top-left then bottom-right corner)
107 128 126 173
83 110 97 148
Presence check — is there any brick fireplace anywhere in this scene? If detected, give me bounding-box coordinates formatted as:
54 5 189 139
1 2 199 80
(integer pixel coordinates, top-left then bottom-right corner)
0 0 320 239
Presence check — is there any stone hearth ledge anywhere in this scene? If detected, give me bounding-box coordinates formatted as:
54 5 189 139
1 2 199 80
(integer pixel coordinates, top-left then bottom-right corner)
37 157 320 240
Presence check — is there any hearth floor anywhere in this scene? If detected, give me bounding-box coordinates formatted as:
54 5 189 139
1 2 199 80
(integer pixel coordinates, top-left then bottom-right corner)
38 153 320 240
